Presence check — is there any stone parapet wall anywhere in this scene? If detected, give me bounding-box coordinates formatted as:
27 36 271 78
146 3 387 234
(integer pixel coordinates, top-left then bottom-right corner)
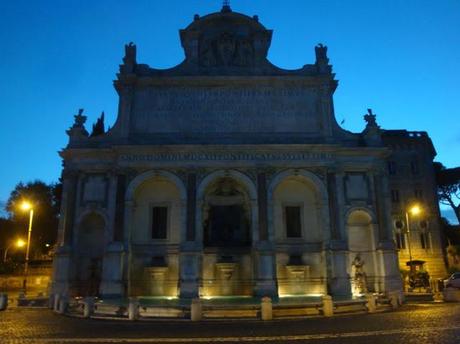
0 274 51 294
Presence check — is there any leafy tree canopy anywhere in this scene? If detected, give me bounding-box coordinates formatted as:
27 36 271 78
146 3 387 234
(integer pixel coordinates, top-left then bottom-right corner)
434 162 460 224
3 180 61 255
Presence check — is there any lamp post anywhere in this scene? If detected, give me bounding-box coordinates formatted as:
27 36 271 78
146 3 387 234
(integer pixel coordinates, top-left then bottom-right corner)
20 201 34 294
3 239 26 263
405 204 422 274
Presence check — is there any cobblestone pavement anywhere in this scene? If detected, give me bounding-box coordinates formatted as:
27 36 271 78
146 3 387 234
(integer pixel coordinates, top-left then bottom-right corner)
1 303 459 343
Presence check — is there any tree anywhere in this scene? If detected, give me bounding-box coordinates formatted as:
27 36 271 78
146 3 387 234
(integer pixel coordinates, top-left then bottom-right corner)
434 162 460 224
5 180 62 256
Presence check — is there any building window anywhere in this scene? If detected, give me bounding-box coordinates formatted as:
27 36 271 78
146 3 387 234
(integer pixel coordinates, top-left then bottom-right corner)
395 232 406 249
285 206 302 238
420 232 431 249
152 206 168 239
388 161 397 175
414 189 423 200
411 160 420 175
391 189 400 203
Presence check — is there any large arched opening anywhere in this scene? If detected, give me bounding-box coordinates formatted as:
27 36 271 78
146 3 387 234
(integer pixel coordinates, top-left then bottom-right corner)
128 174 183 297
197 171 257 297
269 172 328 296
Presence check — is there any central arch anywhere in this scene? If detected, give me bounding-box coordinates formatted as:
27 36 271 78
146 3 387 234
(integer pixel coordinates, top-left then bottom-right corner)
196 170 258 297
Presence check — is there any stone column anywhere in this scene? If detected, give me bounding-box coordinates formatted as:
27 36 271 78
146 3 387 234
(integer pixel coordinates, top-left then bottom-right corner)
100 173 126 297
186 173 197 242
59 171 78 246
372 172 391 242
253 172 277 297
257 173 268 241
113 174 126 242
179 173 201 299
326 243 352 298
179 253 200 298
324 171 351 298
124 200 135 296
116 85 134 138
51 171 78 297
105 173 118 243
334 172 347 241
100 242 125 297
372 171 402 293
327 172 340 240
51 245 73 296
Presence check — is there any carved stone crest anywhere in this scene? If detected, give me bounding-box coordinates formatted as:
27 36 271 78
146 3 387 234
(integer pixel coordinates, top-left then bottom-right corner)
199 32 254 68
218 32 236 66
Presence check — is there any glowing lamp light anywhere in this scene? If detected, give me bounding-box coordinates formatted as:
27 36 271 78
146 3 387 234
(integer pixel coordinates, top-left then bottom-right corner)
409 205 422 216
20 201 33 211
16 239 26 248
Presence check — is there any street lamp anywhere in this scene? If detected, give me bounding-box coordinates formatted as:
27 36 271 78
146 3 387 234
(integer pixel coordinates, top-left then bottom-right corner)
405 204 423 271
3 238 26 263
20 201 34 294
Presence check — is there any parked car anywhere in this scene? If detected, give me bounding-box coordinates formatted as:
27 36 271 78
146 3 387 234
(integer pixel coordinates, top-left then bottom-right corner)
444 272 460 289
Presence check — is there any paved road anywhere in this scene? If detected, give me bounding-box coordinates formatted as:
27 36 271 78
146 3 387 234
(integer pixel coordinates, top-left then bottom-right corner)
1 303 459 343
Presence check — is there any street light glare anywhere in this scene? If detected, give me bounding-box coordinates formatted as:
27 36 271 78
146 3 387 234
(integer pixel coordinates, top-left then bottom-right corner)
409 205 422 216
20 201 32 211
16 239 26 248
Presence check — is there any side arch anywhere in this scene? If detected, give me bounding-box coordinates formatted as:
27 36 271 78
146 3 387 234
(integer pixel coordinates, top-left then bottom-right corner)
267 169 330 242
125 170 187 202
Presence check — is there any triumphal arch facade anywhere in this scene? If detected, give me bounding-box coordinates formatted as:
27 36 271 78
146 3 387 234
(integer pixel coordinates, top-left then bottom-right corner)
52 4 403 300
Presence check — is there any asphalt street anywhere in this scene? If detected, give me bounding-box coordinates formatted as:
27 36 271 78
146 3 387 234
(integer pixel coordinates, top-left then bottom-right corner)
1 302 459 343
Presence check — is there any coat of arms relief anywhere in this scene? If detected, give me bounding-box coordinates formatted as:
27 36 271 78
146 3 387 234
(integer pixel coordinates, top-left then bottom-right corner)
199 32 255 67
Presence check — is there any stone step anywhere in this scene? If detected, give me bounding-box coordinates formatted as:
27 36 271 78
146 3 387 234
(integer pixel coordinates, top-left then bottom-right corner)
404 293 434 302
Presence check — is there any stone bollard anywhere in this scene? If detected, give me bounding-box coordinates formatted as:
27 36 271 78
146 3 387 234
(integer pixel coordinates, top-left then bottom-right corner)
322 295 333 317
365 293 376 313
82 297 95 318
261 296 273 321
388 292 399 309
53 294 61 312
191 298 202 321
128 297 139 321
0 293 8 311
48 294 55 309
57 296 68 314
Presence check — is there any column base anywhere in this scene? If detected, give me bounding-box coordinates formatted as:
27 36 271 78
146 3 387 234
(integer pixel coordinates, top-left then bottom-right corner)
254 279 278 297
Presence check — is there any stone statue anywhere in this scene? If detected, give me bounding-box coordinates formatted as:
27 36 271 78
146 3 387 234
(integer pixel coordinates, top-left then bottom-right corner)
73 108 87 128
66 108 89 140
364 108 379 128
121 42 136 73
315 43 329 63
352 254 368 294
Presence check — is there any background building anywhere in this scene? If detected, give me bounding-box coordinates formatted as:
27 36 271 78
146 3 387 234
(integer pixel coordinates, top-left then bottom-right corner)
383 130 447 287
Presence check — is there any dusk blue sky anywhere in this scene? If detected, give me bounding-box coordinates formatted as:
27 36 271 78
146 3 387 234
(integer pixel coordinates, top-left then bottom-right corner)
0 0 459 221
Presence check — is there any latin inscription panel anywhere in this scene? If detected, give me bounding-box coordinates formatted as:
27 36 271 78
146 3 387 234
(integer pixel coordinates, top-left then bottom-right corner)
131 86 320 133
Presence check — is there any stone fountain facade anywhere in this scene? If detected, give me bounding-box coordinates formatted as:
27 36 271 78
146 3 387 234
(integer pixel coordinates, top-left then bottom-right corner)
51 4 407 300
